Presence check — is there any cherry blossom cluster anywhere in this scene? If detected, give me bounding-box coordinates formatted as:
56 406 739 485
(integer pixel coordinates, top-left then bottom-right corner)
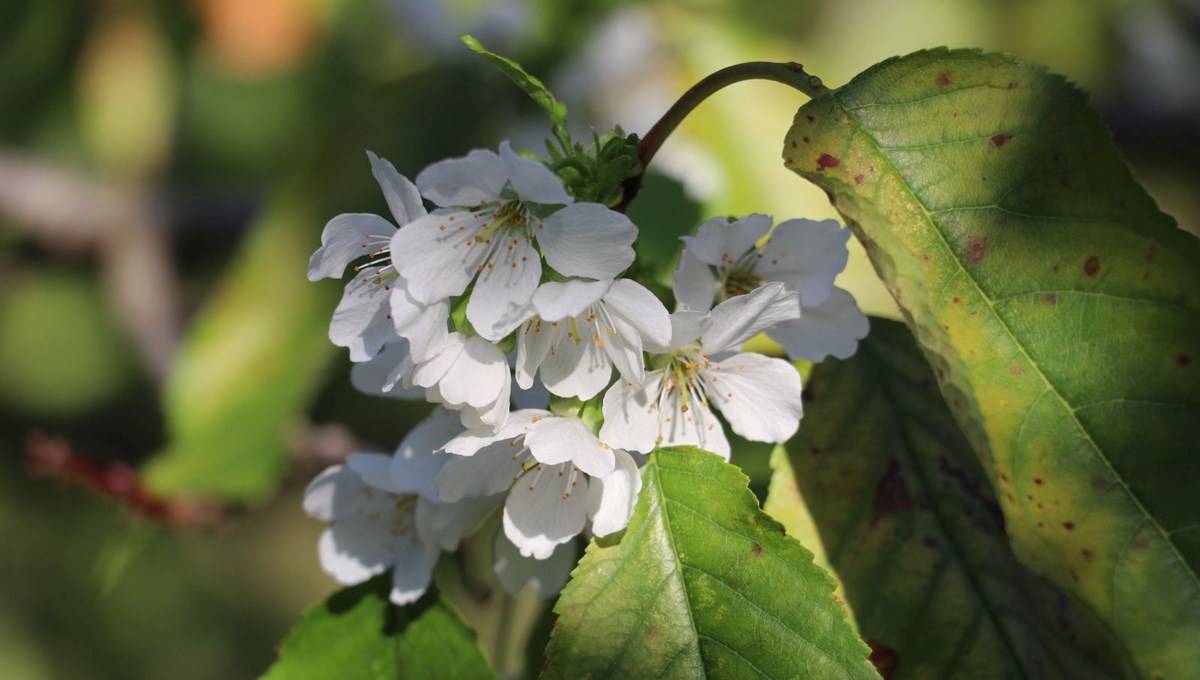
303 142 868 604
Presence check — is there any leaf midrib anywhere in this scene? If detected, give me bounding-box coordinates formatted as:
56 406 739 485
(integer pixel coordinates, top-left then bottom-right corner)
824 88 1200 591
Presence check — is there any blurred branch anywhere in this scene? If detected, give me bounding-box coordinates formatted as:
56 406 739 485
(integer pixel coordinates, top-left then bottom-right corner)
0 152 181 381
26 431 224 528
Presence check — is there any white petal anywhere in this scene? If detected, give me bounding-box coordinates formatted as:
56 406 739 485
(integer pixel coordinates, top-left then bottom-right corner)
329 276 395 362
389 542 436 606
681 214 771 266
531 279 610 321
658 395 731 461
437 336 509 409
303 465 358 521
367 151 427 227
503 468 589 559
465 236 541 341
493 532 576 598
708 352 803 444
662 310 710 352
411 331 466 389
598 312 645 386
317 494 401 585
770 287 870 362
349 341 424 399
433 441 525 502
701 281 800 354
539 327 612 400
525 417 614 477
347 452 405 494
391 409 461 499
539 203 636 280
499 141 572 205
442 409 549 456
514 319 560 390
415 148 505 207
307 213 397 281
391 212 488 305
430 494 504 551
587 449 642 537
671 250 720 312
756 219 849 307
598 372 663 454
602 279 671 347
389 281 450 363
458 377 511 431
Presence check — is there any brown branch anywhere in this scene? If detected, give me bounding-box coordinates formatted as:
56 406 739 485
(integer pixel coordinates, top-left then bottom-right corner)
26 431 224 528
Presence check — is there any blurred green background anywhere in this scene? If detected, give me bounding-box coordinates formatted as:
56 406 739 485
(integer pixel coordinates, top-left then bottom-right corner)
2 0 1197 677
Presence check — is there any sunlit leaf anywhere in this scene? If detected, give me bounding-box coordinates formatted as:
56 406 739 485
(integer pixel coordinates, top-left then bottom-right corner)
142 194 337 501
784 48 1200 677
544 446 874 679
263 577 495 680
767 318 1123 677
460 34 569 147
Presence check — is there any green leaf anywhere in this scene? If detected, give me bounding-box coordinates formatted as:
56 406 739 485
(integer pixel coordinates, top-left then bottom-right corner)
460 35 569 146
263 577 495 680
544 446 875 680
142 193 337 501
767 318 1123 677
783 48 1200 677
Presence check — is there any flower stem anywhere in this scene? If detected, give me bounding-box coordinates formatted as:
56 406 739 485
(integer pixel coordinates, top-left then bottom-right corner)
618 61 829 212
493 590 518 677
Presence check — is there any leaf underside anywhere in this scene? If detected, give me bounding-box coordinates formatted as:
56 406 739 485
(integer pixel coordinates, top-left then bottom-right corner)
263 578 494 680
784 48 1200 678
768 318 1122 678
544 446 875 680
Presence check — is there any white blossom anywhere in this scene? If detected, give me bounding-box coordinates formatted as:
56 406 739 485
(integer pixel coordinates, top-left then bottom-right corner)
433 410 642 560
673 214 868 361
301 410 501 604
600 282 804 460
392 142 638 341
308 152 427 362
514 278 670 400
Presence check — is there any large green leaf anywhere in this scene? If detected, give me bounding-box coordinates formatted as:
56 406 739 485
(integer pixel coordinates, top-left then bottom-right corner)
142 193 337 501
767 318 1122 677
263 578 495 680
783 49 1200 677
543 446 875 680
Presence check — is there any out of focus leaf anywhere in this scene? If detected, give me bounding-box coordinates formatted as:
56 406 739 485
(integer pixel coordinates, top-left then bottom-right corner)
767 319 1122 677
784 48 1200 677
544 446 874 679
0 270 134 415
142 193 337 502
461 34 569 146
78 11 175 176
263 578 494 680
626 171 702 289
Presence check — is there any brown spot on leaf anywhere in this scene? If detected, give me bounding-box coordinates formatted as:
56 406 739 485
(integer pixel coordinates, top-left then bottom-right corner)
964 237 988 265
991 133 1010 147
1034 478 1044 486
1083 256 1100 277
854 174 864 184
951 296 961 304
1143 271 1152 281
936 71 952 87
802 135 810 143
1010 363 1024 376
806 114 815 123
867 641 899 679
1145 245 1158 262
1070 568 1079 582
1063 521 1075 531
923 536 941 550
816 153 840 171
750 542 764 557
1007 81 1019 89
1081 548 1093 561
870 458 913 526
810 446 821 456
1134 537 1150 551
1178 354 1191 367
1090 476 1111 492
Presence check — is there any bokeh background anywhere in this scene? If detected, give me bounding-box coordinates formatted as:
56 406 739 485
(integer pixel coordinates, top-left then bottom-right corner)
2 0 1197 677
